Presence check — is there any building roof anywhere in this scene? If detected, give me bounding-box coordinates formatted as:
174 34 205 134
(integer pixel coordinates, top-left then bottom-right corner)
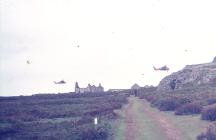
131 83 140 89
75 82 79 88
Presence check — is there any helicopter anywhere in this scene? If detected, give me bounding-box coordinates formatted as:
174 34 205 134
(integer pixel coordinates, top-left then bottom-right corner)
54 80 66 84
153 65 169 71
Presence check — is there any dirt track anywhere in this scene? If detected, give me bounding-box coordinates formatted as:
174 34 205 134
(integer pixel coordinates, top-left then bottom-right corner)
140 98 181 140
116 96 181 140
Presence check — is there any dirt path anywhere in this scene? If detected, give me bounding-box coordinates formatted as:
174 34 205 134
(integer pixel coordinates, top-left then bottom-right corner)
115 96 181 140
125 97 138 140
140 99 181 140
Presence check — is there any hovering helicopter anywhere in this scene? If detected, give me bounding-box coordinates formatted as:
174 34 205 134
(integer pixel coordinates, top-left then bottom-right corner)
54 80 66 84
153 65 169 71
74 45 80 48
26 60 31 64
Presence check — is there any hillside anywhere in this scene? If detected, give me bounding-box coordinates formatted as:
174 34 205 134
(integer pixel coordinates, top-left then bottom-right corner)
136 57 216 140
157 57 216 91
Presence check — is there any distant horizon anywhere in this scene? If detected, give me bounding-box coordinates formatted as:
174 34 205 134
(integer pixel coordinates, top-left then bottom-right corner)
0 57 215 97
1 56 216 97
1 0 216 96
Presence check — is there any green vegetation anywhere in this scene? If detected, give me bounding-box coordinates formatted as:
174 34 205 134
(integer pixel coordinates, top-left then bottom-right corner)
114 97 167 140
175 103 202 115
0 92 130 140
143 100 210 140
114 96 210 140
202 104 216 121
137 85 216 140
197 122 216 140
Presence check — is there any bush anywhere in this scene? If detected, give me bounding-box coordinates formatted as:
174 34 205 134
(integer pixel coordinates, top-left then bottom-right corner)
157 98 178 111
0 121 24 139
145 95 158 104
150 96 192 111
154 96 190 111
78 123 112 140
0 92 129 139
197 122 216 140
207 98 216 105
175 103 202 115
202 104 216 121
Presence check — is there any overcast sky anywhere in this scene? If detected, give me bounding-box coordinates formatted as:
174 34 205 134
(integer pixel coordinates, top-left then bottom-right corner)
0 0 216 96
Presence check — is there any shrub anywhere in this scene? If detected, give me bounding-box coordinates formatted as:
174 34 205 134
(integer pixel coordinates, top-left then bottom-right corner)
197 122 216 140
175 103 202 115
175 97 192 106
157 98 178 111
145 95 158 104
0 92 129 139
153 96 192 111
202 104 216 121
77 123 112 140
207 98 216 105
0 121 24 139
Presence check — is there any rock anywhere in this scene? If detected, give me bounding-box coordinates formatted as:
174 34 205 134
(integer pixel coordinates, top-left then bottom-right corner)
213 56 216 63
157 62 216 91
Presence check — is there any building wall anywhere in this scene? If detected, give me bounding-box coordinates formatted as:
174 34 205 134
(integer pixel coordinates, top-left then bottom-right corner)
75 82 104 93
75 87 79 94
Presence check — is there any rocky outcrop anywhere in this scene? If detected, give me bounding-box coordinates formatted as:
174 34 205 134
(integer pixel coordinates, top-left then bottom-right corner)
213 56 216 63
157 62 216 91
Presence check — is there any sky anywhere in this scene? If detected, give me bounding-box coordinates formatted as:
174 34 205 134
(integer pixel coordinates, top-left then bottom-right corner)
0 0 216 96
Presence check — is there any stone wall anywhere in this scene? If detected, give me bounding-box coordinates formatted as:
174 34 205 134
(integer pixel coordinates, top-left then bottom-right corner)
75 82 104 93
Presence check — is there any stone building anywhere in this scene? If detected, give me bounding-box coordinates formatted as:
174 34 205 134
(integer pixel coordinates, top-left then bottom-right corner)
75 82 104 93
131 83 141 90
